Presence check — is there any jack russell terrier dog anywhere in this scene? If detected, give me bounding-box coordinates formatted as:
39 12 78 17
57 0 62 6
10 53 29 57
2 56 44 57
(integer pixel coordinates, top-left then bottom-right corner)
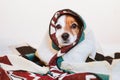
35 9 102 67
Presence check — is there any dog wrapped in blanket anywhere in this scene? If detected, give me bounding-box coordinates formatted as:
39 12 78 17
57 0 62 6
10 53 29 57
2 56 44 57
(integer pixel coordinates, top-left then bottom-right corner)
36 9 98 66
35 9 109 80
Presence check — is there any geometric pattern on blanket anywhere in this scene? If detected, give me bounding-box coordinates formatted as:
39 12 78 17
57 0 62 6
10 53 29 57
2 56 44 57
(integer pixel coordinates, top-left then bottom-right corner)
15 45 46 66
0 9 119 80
0 56 12 65
7 45 112 80
1 46 108 79
6 9 120 80
8 44 119 80
14 45 120 66
0 69 109 80
86 52 120 65
0 53 111 80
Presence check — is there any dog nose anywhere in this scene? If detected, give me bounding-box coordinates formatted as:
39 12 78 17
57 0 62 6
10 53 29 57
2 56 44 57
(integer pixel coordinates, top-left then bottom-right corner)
62 33 69 40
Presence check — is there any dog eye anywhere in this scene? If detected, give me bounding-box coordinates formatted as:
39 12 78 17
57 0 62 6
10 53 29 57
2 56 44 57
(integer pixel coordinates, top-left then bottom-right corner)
71 23 77 29
56 24 62 30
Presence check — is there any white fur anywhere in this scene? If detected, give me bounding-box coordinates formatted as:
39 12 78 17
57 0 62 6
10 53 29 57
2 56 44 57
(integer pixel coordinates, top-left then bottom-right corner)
56 15 66 28
55 15 77 47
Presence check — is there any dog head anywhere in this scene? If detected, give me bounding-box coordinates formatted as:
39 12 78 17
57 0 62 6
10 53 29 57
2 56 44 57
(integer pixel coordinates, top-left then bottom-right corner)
49 9 84 48
55 15 80 47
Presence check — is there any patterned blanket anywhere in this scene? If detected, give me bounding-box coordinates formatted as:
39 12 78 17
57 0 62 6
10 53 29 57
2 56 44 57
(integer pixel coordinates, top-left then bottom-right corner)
0 9 119 80
0 54 109 80
1 44 119 80
1 49 120 80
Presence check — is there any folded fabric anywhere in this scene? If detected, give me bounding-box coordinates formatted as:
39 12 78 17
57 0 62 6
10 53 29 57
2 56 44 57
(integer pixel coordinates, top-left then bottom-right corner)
0 9 120 80
35 9 109 80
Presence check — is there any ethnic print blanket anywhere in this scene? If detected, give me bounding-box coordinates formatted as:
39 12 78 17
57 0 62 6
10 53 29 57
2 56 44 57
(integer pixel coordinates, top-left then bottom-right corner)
0 9 119 80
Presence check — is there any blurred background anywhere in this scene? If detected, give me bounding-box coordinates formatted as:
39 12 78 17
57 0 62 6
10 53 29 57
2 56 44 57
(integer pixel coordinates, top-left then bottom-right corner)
0 0 120 54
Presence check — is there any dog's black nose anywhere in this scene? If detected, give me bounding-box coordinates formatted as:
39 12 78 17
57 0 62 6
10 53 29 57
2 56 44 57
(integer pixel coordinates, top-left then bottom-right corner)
62 33 69 40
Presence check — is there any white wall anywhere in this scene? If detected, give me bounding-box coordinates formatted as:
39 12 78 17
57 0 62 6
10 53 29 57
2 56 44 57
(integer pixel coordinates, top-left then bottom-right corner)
0 0 120 53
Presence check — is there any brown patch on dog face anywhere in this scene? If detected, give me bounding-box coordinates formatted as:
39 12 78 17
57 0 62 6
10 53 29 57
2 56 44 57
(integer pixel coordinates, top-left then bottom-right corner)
64 15 80 36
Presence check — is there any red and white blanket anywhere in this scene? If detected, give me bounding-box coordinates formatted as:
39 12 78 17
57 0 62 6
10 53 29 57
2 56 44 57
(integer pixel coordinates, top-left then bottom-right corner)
0 54 109 80
0 9 113 80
